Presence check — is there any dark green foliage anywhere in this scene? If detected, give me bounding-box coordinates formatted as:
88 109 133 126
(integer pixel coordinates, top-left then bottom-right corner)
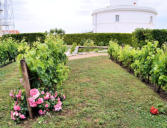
63 33 132 46
132 29 167 47
47 28 65 35
0 38 18 66
2 33 132 47
2 33 46 46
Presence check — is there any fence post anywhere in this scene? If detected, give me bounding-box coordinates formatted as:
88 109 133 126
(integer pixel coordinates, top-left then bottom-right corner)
20 60 33 119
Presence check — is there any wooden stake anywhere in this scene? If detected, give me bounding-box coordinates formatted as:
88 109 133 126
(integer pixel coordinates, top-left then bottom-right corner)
20 60 33 119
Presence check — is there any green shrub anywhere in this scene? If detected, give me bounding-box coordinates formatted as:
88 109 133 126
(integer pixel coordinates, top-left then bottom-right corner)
132 28 167 47
64 33 132 46
83 39 95 47
131 41 159 80
70 42 77 54
78 39 96 52
17 35 69 90
0 38 18 66
108 40 167 92
108 40 121 61
118 45 136 67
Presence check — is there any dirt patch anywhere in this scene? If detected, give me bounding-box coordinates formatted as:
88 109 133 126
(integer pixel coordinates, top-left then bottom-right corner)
79 78 91 83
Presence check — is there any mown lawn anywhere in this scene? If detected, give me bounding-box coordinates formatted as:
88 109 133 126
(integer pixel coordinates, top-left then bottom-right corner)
1 56 167 128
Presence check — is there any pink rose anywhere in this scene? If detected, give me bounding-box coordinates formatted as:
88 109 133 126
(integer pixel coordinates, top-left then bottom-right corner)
45 104 49 108
46 92 51 96
38 110 46 115
41 91 45 95
36 98 44 105
13 111 19 116
20 114 26 119
58 100 62 106
11 111 15 120
9 91 14 97
30 89 40 99
28 97 37 107
54 104 62 111
63 95 66 100
16 90 22 99
50 96 55 101
44 94 50 100
14 105 21 111
54 100 62 111
58 97 61 102
55 92 58 98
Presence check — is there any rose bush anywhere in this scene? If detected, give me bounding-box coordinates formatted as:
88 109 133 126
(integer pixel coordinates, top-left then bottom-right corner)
10 88 66 123
28 88 65 116
9 89 28 123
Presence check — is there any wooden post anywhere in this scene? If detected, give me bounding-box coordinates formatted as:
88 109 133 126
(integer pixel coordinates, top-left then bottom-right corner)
20 60 33 119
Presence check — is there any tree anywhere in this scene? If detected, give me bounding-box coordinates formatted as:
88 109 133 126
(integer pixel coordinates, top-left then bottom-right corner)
47 28 65 35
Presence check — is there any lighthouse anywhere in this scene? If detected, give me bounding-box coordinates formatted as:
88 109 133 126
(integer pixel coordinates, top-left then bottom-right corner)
92 0 157 33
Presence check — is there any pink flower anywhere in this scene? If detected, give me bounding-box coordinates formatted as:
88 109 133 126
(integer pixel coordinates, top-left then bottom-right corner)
58 97 61 102
36 98 44 105
28 97 37 107
20 114 26 119
45 104 49 108
55 92 58 98
44 94 50 100
30 89 40 99
16 90 22 99
54 104 62 111
11 111 15 120
9 91 14 97
46 92 51 96
54 100 62 111
63 95 66 100
50 96 55 101
38 110 46 115
14 105 21 111
13 111 19 116
41 91 45 95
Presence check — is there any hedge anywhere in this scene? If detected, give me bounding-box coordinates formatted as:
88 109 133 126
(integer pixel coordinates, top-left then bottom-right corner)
63 33 132 46
2 33 46 46
2 33 133 46
132 29 167 47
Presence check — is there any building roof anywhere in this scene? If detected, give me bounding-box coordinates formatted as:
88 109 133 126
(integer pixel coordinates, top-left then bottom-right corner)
92 5 157 15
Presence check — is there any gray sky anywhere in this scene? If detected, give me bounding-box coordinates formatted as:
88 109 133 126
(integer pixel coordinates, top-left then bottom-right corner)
13 0 167 33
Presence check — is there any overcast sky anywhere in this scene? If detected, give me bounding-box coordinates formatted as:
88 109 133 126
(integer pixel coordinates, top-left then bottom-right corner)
13 0 167 33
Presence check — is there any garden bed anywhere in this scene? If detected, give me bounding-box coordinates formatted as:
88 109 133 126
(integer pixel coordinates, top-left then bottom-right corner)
1 56 167 127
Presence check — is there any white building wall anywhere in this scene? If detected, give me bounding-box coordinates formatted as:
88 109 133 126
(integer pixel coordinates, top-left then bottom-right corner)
93 10 156 33
110 0 138 6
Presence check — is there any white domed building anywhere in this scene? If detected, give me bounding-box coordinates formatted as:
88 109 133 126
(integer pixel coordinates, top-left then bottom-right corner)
92 0 157 33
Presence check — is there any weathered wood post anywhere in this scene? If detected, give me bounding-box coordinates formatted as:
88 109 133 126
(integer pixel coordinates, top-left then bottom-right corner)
20 59 33 119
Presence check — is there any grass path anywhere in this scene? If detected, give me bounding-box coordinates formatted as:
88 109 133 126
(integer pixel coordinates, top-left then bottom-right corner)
0 63 21 127
0 56 167 128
